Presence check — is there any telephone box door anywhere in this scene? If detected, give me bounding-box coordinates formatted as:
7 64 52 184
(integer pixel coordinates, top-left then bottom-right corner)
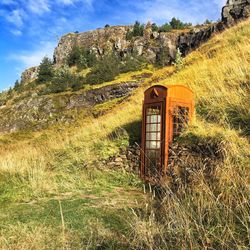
143 102 165 180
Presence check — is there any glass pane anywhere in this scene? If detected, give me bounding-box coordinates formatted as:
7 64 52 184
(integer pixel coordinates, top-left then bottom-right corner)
157 132 161 140
146 133 157 141
151 115 158 123
157 124 161 131
157 115 161 123
146 116 150 123
149 141 157 149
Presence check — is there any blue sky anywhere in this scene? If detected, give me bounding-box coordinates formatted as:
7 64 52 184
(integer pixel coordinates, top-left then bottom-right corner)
0 0 225 91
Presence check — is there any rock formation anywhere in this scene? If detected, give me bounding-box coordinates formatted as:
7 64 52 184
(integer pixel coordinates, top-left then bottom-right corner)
53 25 179 66
222 0 250 25
0 81 139 133
21 66 39 83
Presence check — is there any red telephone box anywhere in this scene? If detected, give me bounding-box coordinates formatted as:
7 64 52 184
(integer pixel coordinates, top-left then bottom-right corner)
141 85 195 183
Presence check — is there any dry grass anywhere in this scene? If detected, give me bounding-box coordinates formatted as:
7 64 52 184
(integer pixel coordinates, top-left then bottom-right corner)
0 19 249 249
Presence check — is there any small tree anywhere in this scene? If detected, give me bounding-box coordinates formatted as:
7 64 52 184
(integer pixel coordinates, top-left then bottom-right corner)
67 46 82 67
67 46 96 69
156 47 170 67
170 17 192 30
173 48 184 71
13 80 20 91
37 56 54 83
151 23 159 32
204 19 212 25
132 21 144 37
120 51 145 73
85 53 120 85
159 23 172 32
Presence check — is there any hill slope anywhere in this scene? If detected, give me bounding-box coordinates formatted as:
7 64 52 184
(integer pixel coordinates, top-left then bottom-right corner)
0 19 249 249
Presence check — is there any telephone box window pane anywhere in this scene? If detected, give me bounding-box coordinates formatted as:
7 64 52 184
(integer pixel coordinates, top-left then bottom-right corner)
146 116 150 123
151 115 158 123
150 141 157 149
157 132 161 140
146 124 160 132
146 133 157 140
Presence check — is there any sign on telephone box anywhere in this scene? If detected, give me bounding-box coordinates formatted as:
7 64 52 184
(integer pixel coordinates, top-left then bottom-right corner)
141 85 195 183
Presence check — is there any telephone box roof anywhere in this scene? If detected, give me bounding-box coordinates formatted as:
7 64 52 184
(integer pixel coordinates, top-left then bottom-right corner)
144 84 194 101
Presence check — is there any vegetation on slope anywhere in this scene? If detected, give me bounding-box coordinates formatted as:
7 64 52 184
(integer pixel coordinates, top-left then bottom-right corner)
0 19 249 249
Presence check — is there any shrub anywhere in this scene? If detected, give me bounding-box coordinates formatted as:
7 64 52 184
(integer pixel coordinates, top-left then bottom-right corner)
173 48 184 71
67 46 96 69
37 57 54 83
120 52 145 73
85 53 120 85
156 47 170 67
151 23 159 32
70 75 86 91
13 80 21 92
170 17 192 29
133 21 144 37
159 23 172 32
126 21 144 40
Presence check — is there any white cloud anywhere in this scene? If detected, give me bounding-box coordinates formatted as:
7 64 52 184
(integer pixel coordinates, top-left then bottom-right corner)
27 0 51 15
57 0 94 7
10 29 23 36
8 41 55 68
57 0 75 5
6 9 25 27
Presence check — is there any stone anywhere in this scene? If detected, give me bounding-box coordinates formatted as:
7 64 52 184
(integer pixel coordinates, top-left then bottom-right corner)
222 0 250 25
21 66 39 83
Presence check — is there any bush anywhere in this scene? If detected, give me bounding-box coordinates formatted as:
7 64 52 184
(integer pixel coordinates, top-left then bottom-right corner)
173 48 184 71
39 67 85 94
151 23 159 32
85 53 120 85
159 23 172 32
133 21 144 36
13 80 22 92
119 52 145 73
67 46 96 69
126 21 144 40
170 17 192 29
37 57 54 83
156 47 170 67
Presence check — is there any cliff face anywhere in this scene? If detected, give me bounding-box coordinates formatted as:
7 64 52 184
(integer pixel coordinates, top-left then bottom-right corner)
53 25 179 66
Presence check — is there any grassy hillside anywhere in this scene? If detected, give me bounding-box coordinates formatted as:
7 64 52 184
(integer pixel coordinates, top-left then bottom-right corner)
0 19 249 249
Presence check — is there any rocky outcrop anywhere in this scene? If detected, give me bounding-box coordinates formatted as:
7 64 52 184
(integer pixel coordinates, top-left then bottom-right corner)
53 24 179 66
222 0 250 25
21 67 39 83
178 0 249 56
0 81 139 133
178 23 225 56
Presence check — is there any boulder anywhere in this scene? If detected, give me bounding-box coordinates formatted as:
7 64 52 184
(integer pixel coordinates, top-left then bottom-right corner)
222 0 250 25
